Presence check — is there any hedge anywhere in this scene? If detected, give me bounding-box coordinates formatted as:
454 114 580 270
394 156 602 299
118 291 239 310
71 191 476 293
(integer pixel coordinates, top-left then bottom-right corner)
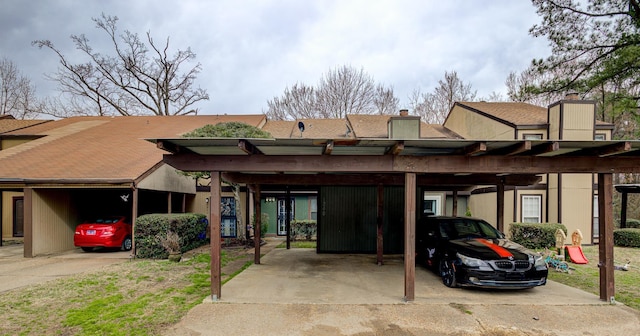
135 213 208 259
614 228 640 247
623 218 640 229
290 219 317 241
509 223 567 249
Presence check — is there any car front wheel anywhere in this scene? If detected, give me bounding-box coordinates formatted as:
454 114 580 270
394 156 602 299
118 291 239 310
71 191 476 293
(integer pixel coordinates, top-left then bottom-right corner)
440 260 458 288
121 236 132 251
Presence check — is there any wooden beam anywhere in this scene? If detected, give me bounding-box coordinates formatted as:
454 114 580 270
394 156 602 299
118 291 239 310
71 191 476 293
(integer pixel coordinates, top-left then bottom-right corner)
387 141 404 155
591 141 632 157
452 190 458 217
526 142 559 156
286 188 291 250
131 187 138 257
324 141 334 155
23 188 33 258
456 142 486 156
156 140 181 154
221 172 542 187
621 192 628 229
377 184 384 266
166 153 640 174
490 141 532 156
238 140 262 155
254 184 261 264
598 173 615 303
496 179 505 232
404 173 416 302
210 171 222 301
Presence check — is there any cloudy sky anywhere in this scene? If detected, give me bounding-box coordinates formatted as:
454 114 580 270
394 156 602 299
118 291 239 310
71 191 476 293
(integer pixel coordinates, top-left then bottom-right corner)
1 0 550 115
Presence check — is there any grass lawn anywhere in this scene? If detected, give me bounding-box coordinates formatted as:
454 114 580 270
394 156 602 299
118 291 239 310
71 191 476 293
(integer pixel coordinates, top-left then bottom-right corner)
0 247 253 336
547 246 640 311
276 240 317 249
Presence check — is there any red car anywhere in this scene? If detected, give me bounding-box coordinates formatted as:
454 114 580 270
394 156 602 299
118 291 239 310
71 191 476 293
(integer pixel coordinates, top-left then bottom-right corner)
74 216 132 252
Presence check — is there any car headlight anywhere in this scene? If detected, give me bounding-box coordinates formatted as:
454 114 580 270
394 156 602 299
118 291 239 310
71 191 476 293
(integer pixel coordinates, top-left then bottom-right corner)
533 255 547 270
457 253 491 270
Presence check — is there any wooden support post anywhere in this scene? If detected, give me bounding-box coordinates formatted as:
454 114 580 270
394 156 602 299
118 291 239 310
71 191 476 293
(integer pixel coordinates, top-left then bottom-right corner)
404 173 416 301
597 173 615 303
286 187 291 250
621 191 628 229
452 190 458 217
23 188 33 258
377 184 384 266
167 192 172 214
496 179 505 232
210 171 222 301
254 185 261 265
131 187 139 256
182 194 186 213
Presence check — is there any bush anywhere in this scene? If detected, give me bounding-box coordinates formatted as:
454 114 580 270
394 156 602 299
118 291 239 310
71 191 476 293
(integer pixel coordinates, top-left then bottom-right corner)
614 228 640 247
624 218 640 229
290 220 317 241
251 213 269 238
135 213 208 259
510 223 567 249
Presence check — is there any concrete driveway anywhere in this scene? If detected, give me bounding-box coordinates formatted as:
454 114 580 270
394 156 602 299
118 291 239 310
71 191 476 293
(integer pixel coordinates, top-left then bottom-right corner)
0 244 129 292
166 246 640 336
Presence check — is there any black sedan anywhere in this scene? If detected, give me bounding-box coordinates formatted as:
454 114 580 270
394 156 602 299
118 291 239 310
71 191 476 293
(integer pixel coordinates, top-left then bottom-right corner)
416 216 548 289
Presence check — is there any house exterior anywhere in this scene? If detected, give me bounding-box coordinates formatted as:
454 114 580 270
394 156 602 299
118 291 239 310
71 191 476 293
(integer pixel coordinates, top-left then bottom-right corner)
0 115 266 256
444 98 613 244
0 95 614 256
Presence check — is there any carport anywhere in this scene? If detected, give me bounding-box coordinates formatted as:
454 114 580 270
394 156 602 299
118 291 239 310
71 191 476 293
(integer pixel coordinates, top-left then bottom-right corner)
153 137 640 302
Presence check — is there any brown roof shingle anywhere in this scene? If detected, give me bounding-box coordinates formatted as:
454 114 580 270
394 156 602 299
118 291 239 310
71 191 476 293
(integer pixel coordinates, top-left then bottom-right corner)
0 119 51 134
0 115 266 181
455 102 548 126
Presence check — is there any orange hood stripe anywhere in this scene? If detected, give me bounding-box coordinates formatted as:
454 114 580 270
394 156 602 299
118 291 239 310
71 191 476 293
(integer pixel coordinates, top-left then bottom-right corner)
476 238 513 258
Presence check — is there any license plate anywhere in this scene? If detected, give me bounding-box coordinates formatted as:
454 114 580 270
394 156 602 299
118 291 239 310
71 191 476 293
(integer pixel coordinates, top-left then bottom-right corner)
86 229 96 235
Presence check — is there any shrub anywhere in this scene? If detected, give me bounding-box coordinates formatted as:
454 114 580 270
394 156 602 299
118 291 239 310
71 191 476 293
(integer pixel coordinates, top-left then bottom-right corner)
135 213 208 259
624 218 640 229
510 223 567 249
251 213 269 238
290 220 317 241
614 228 640 247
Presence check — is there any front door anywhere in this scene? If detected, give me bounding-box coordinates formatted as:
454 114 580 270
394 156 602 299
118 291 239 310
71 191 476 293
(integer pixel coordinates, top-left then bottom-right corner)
13 197 24 237
277 198 295 236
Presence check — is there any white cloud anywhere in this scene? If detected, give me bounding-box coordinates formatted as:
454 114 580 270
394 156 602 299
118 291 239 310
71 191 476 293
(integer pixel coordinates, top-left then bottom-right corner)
0 0 550 116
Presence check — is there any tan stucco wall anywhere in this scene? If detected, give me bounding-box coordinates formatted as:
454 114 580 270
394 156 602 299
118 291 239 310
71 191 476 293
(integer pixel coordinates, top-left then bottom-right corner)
549 105 561 140
561 174 594 244
30 189 78 256
2 191 23 238
468 192 497 227
1 138 31 150
137 164 196 194
444 105 514 139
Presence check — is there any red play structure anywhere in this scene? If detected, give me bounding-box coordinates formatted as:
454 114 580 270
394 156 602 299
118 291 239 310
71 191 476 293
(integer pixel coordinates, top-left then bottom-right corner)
565 245 589 264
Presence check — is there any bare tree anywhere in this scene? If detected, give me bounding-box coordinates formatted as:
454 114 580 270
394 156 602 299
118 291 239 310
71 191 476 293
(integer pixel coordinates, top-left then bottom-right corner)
410 71 477 124
265 65 398 120
0 58 40 119
505 69 565 107
32 13 209 117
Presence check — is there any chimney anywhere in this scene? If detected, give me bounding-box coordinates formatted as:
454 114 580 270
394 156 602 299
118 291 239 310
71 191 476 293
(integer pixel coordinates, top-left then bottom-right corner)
565 92 580 100
388 109 420 139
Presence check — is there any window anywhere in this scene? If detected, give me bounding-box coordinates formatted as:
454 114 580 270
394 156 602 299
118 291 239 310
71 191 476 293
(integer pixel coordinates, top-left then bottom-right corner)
523 134 543 140
423 194 442 215
309 196 317 220
522 195 542 223
594 133 606 141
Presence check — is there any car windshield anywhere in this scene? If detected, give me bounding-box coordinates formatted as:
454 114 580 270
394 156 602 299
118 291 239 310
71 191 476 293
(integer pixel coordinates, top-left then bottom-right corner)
89 217 121 224
439 219 503 240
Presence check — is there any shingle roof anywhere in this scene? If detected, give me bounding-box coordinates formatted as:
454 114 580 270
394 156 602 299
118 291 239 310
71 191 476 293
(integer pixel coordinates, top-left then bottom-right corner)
0 118 51 134
456 101 612 127
0 115 266 181
455 102 548 126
